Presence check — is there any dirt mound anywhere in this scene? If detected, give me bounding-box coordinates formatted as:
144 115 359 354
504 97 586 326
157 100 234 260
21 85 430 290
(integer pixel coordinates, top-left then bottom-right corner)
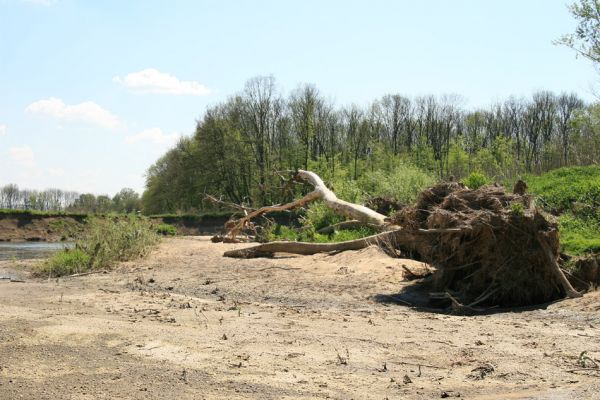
391 183 567 308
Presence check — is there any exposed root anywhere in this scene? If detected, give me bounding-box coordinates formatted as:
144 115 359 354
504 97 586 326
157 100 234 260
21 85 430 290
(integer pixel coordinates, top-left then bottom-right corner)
217 173 591 308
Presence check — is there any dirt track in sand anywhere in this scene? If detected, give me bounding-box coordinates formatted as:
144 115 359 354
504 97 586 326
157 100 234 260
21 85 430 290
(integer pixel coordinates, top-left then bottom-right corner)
1 236 599 399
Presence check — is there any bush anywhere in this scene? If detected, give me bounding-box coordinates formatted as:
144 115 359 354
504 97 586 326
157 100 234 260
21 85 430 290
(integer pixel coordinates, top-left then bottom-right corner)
462 171 489 189
302 203 345 231
39 249 91 276
38 215 159 277
155 223 177 236
357 163 436 204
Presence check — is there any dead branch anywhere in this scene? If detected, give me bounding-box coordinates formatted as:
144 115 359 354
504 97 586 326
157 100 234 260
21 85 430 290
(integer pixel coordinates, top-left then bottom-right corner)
224 228 436 258
222 170 389 239
204 194 255 213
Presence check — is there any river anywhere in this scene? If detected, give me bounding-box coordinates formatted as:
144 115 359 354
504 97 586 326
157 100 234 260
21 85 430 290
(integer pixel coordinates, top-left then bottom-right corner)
0 242 74 261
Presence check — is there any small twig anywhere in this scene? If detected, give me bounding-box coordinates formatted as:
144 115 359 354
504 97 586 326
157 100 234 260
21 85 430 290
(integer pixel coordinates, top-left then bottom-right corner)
98 288 120 294
0 277 25 283
567 368 600 373
257 266 301 272
390 360 446 370
204 194 255 213
379 294 414 306
67 270 108 278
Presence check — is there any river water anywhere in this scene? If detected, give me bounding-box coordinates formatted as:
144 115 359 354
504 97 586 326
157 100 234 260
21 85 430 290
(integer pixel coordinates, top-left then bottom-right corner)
0 242 74 261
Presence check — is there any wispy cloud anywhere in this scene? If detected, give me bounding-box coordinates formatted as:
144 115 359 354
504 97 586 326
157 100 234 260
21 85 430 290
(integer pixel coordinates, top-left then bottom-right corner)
0 124 6 136
9 146 35 167
125 127 181 146
113 68 211 96
26 97 119 129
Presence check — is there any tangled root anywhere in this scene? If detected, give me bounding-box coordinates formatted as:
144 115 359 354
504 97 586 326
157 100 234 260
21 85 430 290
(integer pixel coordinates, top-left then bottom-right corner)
392 183 565 307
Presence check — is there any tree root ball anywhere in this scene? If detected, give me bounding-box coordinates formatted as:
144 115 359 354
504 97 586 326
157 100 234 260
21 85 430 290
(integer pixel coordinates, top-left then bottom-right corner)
392 182 566 307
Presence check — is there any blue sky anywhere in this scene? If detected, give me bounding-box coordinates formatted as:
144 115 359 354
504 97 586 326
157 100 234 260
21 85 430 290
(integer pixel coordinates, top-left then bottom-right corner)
0 0 597 196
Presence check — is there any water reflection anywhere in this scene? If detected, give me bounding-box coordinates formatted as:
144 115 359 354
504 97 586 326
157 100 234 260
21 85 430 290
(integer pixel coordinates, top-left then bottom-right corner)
0 242 74 261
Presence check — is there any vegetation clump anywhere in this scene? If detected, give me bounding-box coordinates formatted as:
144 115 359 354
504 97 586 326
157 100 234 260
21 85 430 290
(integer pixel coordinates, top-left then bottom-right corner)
155 223 177 236
38 216 159 277
525 165 600 255
392 182 567 307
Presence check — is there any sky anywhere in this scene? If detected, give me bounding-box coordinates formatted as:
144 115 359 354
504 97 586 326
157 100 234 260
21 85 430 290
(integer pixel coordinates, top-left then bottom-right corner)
0 0 598 196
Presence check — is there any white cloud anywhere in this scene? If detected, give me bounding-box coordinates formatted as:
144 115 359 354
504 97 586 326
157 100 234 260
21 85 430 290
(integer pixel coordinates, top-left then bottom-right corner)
25 97 119 129
113 68 211 96
9 146 35 167
0 124 6 136
125 128 181 146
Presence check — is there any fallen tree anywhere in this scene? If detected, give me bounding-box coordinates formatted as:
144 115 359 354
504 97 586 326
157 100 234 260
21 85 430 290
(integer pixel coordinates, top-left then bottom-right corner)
216 170 583 307
216 170 389 240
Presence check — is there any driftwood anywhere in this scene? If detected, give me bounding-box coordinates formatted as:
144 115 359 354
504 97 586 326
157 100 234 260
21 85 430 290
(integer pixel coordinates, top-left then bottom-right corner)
217 170 583 307
223 228 450 258
222 170 388 239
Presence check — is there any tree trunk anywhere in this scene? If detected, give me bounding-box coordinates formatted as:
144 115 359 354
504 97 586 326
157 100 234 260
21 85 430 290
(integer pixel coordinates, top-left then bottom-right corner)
222 169 388 238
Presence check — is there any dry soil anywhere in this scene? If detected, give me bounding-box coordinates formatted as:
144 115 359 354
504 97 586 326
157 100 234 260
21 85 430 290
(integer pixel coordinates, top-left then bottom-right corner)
1 236 599 399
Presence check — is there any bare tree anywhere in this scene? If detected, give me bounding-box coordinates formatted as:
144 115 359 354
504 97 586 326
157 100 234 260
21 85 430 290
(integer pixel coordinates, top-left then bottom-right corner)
556 93 585 165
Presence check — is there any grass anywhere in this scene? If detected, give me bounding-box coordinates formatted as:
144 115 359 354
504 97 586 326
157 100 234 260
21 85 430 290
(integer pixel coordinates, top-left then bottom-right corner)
38 215 160 277
38 249 91 276
266 224 377 243
558 214 600 256
155 223 177 236
525 165 600 217
525 166 600 256
462 171 490 190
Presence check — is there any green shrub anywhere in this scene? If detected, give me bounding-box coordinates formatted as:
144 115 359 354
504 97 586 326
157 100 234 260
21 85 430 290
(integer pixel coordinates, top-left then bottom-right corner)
509 202 525 216
462 171 489 189
302 203 345 231
327 226 377 242
40 249 91 276
155 223 177 236
37 215 159 277
356 163 436 204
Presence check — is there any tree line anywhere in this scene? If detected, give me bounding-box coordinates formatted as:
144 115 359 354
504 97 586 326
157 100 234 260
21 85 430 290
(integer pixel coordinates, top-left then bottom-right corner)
0 184 142 214
142 76 599 214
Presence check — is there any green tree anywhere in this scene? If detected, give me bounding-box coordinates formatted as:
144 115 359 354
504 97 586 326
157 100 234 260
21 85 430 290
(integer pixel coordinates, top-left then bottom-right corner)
556 0 600 65
112 188 141 213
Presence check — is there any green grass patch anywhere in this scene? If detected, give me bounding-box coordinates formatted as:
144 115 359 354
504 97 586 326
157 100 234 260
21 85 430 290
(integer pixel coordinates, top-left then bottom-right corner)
39 249 91 276
525 165 600 217
266 224 376 243
155 223 177 236
524 166 600 256
558 214 600 256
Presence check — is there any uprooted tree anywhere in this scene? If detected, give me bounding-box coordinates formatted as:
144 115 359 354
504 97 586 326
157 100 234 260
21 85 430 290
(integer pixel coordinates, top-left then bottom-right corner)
213 170 583 308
